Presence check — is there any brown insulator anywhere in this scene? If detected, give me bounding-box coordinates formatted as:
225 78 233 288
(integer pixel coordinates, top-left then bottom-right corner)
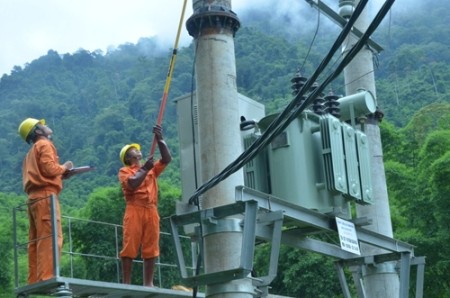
324 91 341 118
291 70 308 96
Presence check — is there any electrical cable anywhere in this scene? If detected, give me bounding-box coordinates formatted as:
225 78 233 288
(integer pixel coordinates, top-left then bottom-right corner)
189 0 396 206
290 0 396 120
344 69 376 90
188 0 368 205
189 17 204 298
385 2 400 105
239 0 395 184
190 31 201 199
234 0 369 156
188 0 370 206
299 0 321 73
185 3 395 295
247 0 396 174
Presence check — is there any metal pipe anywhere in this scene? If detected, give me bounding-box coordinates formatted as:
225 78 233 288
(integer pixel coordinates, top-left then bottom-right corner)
50 194 60 278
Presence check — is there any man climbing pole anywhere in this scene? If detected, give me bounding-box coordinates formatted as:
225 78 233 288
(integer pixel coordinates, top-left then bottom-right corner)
118 125 172 287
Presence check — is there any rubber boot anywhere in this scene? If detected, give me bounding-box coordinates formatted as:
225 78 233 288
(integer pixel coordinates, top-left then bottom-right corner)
143 257 156 287
121 257 133 284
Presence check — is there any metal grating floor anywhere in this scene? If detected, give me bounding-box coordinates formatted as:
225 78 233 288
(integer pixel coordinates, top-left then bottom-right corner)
16 277 203 298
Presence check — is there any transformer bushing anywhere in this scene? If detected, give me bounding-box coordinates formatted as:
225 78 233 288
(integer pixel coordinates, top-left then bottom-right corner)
290 70 308 96
313 95 325 115
324 91 341 118
311 82 326 115
186 5 240 38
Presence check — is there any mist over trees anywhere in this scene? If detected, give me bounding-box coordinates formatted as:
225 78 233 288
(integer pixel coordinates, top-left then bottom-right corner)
1 0 449 296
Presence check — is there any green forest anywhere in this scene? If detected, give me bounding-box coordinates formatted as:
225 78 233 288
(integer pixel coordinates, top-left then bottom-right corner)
1 1 449 297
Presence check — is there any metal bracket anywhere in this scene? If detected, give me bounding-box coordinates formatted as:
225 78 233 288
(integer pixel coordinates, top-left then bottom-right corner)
305 0 384 53
336 252 426 298
170 200 283 288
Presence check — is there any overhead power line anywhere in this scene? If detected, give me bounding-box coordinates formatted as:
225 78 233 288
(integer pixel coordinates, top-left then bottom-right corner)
188 0 395 206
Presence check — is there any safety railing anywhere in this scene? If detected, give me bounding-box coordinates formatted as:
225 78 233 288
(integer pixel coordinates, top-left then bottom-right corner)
13 194 195 290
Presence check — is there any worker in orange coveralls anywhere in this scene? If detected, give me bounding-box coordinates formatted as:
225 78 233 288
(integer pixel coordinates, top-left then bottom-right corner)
18 118 74 284
118 125 172 287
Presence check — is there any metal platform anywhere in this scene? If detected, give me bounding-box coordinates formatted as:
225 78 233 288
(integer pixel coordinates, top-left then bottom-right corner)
170 186 425 298
13 196 202 298
16 276 202 298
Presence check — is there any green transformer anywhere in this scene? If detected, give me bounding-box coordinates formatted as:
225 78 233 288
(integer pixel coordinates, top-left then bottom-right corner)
244 91 375 218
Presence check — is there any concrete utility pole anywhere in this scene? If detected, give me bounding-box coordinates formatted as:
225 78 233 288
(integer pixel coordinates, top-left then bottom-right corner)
339 0 400 296
186 0 254 297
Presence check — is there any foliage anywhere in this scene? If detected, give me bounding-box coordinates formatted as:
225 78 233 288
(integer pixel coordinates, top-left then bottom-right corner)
0 193 28 294
255 243 345 297
1 0 450 296
67 186 124 282
383 121 450 297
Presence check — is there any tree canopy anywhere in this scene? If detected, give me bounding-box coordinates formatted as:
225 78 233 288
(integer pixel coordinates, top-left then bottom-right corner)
1 1 450 296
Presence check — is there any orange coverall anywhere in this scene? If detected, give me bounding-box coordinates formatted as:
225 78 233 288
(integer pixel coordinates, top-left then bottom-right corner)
118 161 167 259
22 138 67 284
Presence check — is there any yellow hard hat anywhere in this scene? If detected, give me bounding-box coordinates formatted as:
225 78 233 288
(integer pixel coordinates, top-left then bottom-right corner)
119 143 141 166
18 118 45 142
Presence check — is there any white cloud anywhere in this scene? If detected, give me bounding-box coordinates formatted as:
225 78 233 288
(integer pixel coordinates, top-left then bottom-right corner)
0 0 194 76
0 0 412 77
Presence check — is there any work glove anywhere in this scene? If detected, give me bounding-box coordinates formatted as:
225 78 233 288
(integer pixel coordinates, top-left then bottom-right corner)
141 157 154 171
153 125 164 141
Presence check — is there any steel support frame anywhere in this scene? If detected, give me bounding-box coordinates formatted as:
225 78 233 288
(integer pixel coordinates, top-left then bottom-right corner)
234 185 425 298
304 0 383 53
170 200 283 289
336 253 426 298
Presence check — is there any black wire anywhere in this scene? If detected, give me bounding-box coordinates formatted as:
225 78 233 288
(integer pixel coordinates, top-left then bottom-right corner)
238 0 396 178
188 0 368 205
299 0 321 73
190 31 200 205
188 0 370 205
188 18 204 298
190 41 201 298
386 2 400 105
184 1 396 296
291 0 397 120
344 69 375 90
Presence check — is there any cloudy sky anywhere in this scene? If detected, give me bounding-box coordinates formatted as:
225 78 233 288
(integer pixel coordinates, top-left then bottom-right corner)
1 0 403 77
